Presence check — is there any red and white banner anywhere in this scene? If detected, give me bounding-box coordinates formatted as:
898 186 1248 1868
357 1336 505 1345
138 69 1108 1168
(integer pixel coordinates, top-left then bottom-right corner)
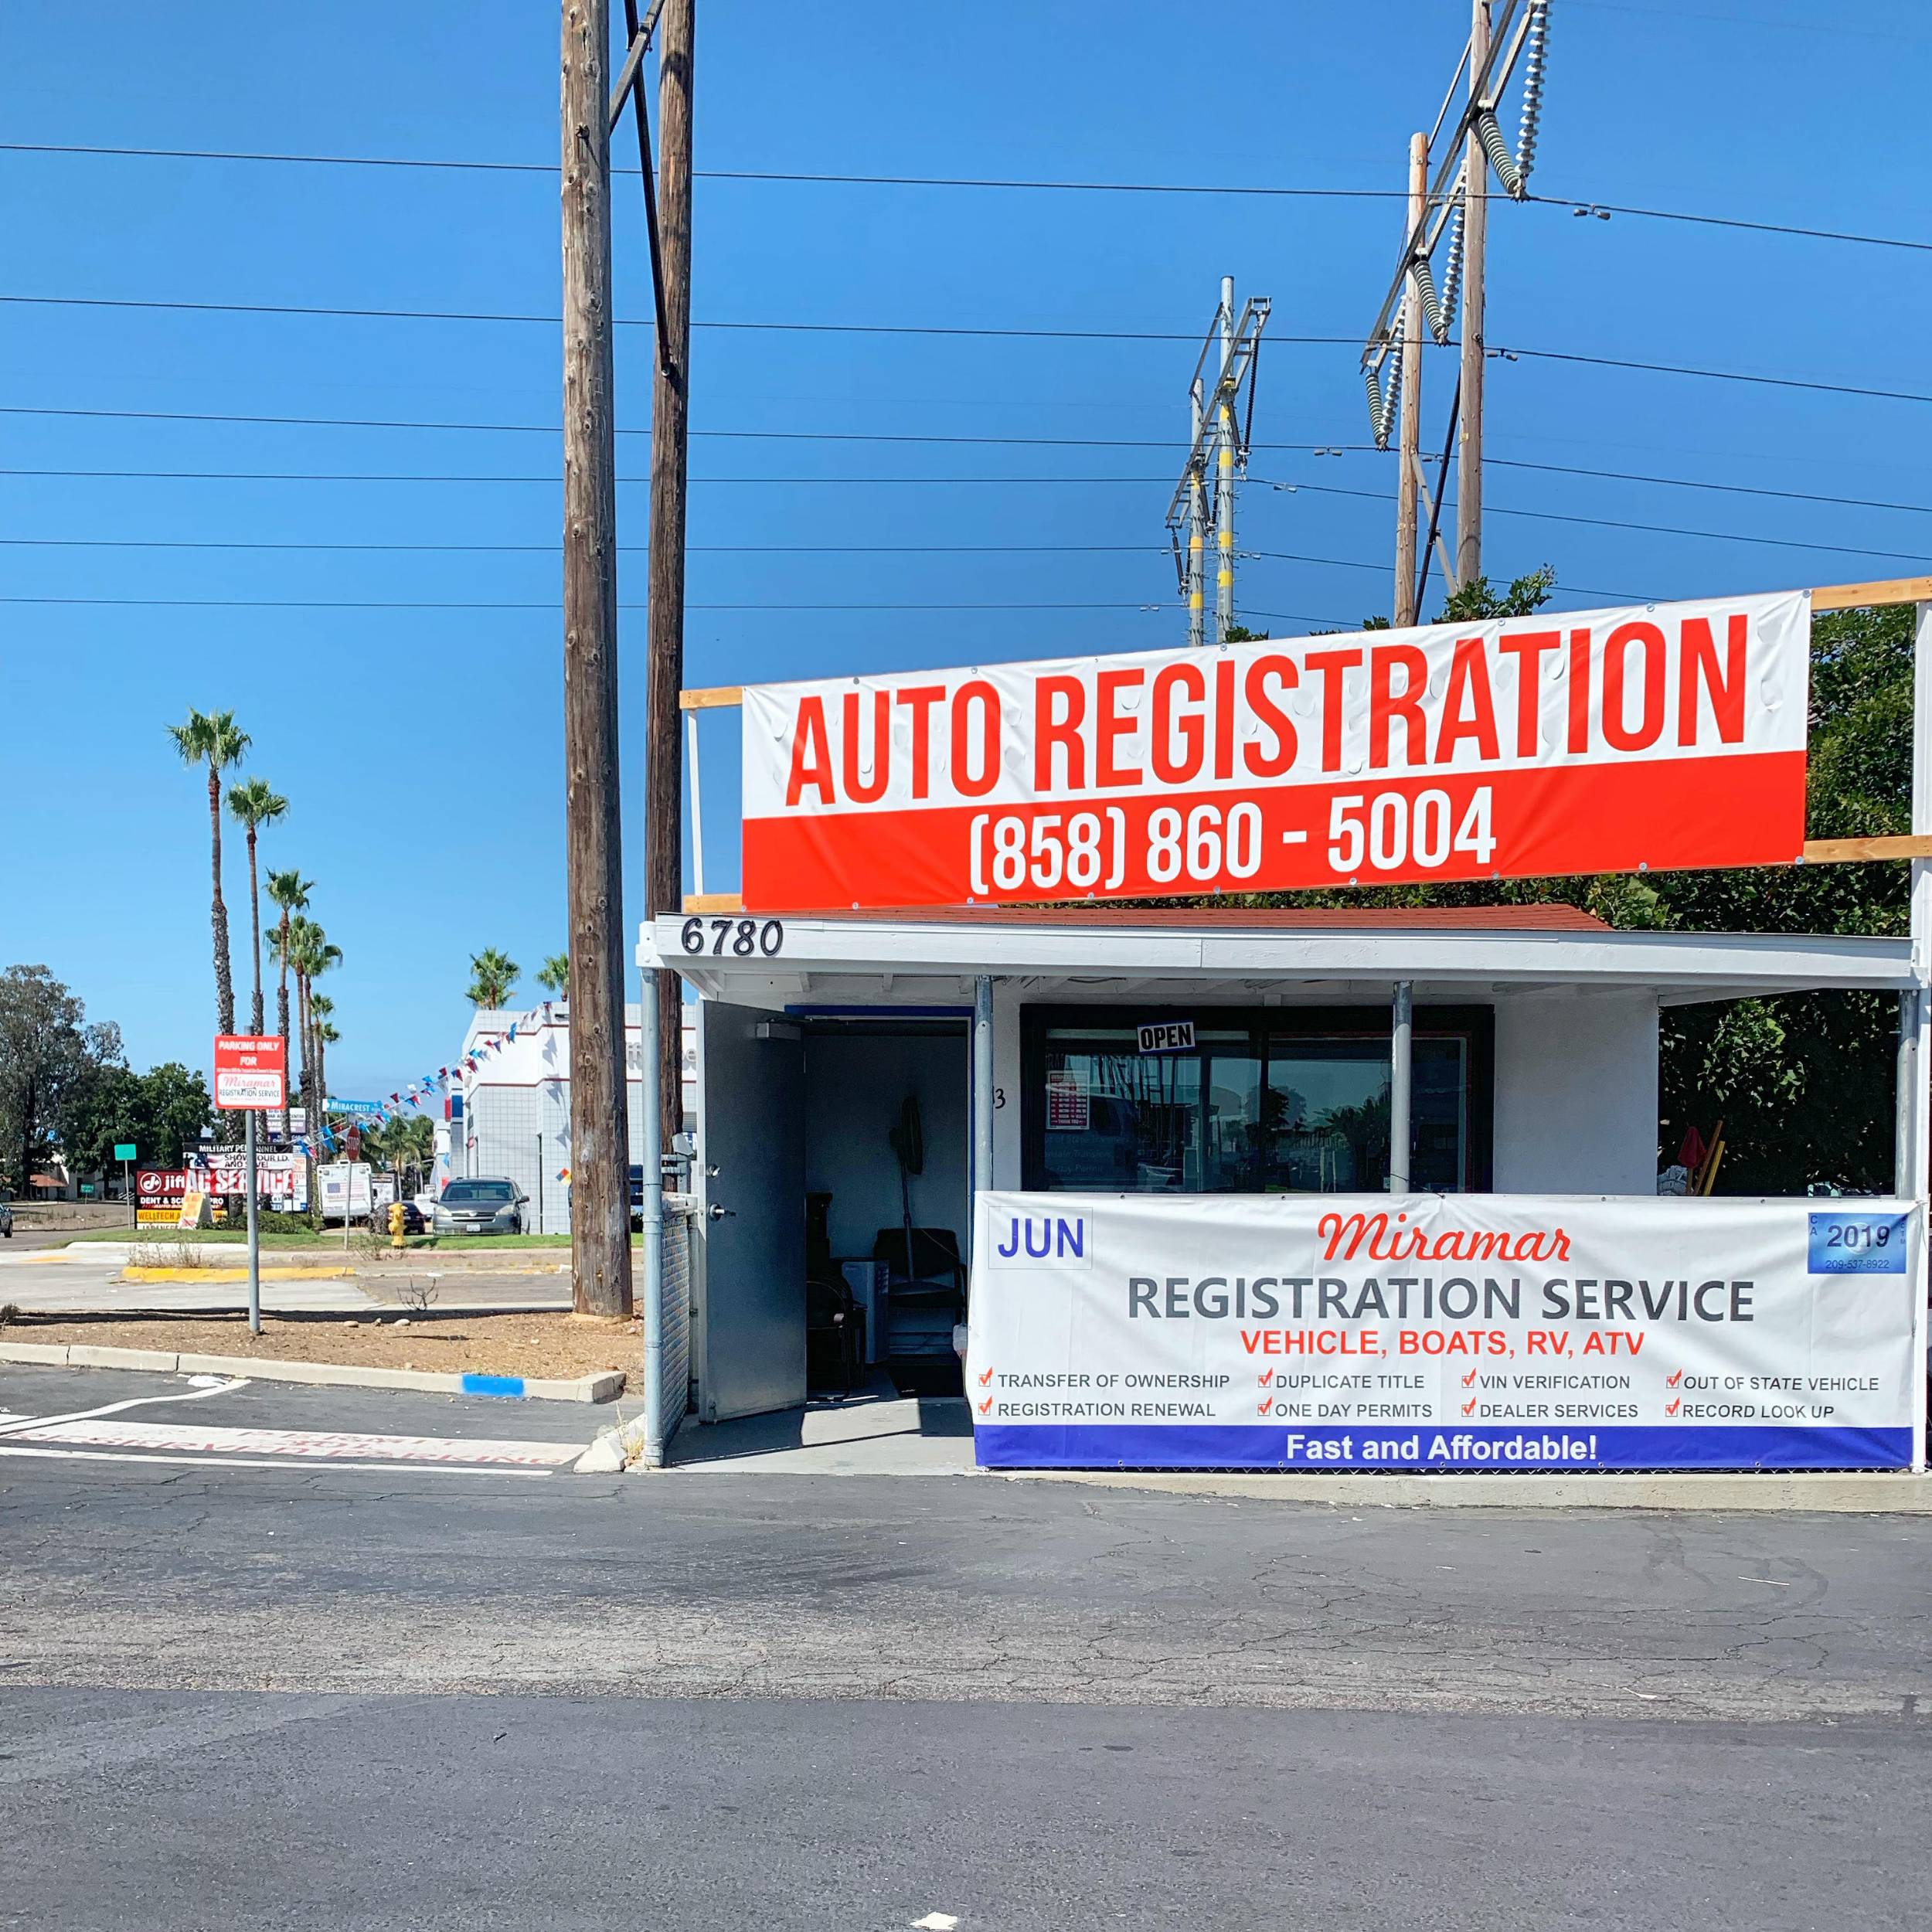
740 591 1811 911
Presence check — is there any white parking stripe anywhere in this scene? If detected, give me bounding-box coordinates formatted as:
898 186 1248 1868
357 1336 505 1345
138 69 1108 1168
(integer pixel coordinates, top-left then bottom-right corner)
0 1377 247 1439
11 1418 585 1467
0 1444 556 1477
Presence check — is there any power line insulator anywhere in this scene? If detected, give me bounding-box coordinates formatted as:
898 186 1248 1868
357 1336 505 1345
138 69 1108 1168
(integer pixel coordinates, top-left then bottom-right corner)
1476 111 1522 199
1516 0 1549 192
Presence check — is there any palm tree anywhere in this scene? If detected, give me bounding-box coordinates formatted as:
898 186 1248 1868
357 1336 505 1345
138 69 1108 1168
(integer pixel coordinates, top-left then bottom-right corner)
166 709 250 1036
264 869 313 1078
467 947 520 1009
226 778 288 1036
375 1112 434 1196
311 997 339 1115
536 953 570 1001
285 917 340 1117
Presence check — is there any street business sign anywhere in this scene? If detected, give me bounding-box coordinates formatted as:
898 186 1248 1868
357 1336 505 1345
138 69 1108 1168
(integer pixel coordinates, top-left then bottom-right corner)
113 1142 138 1162
966 1192 1918 1472
213 1034 287 1111
138 1161 308 1217
739 590 1810 912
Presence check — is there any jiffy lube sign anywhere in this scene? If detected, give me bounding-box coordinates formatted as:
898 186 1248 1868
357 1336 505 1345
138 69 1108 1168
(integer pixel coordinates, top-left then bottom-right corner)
965 1192 1920 1471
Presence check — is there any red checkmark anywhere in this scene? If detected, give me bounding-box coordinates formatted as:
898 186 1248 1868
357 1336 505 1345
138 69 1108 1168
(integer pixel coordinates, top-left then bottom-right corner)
1258 1369 1274 1387
978 1366 994 1386
1257 1397 1274 1416
1666 1368 1683 1388
978 1394 993 1416
1666 1397 1681 1417
1461 1398 1478 1417
1461 1368 1478 1388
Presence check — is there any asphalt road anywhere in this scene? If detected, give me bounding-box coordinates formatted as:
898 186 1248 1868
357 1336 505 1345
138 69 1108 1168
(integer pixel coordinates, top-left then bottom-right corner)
2 1363 1929 1930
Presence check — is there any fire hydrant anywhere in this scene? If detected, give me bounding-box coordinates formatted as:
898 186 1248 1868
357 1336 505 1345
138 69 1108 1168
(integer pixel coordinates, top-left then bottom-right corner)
388 1200 407 1250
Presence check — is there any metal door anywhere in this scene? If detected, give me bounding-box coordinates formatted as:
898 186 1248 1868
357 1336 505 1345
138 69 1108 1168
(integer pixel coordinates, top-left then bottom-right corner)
694 1000 806 1420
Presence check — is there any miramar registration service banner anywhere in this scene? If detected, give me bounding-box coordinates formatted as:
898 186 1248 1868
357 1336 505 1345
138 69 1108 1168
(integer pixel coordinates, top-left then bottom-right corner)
740 590 1809 912
966 1192 1920 1472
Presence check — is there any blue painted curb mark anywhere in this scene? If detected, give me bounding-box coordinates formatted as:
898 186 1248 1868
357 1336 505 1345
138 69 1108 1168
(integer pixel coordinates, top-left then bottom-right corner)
461 1372 528 1398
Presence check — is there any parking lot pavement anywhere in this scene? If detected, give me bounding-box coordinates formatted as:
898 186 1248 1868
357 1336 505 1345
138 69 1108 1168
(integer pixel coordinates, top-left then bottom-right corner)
0 1362 607 1478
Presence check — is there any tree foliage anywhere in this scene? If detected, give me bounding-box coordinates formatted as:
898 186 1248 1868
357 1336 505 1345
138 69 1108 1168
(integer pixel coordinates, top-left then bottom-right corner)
467 947 520 1009
1221 584 1913 1193
0 966 124 1195
63 1060 213 1174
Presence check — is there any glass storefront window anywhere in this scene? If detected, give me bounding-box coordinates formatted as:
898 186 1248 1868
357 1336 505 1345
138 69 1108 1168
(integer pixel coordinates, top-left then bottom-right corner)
1029 1012 1479 1196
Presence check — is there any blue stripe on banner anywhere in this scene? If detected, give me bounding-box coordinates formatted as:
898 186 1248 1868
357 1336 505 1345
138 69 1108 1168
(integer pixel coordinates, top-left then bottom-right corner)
973 1423 1915 1472
459 1372 527 1399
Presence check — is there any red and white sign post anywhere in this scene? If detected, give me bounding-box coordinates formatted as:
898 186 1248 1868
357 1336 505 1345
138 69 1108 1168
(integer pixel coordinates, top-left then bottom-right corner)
213 1033 287 1333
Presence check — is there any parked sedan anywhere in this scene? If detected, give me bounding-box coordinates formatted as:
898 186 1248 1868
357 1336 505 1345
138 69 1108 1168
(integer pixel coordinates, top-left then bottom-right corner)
434 1179 527 1236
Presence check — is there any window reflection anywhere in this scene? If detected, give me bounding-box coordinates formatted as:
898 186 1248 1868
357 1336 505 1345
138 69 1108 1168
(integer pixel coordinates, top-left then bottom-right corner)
1037 1022 1468 1195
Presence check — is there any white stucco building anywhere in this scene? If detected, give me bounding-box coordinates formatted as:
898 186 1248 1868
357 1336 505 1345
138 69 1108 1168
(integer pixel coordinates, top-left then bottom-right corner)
435 1004 696 1233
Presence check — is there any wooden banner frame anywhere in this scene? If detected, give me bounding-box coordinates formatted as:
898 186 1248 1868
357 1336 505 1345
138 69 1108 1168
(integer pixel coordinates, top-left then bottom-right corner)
673 577 1932 915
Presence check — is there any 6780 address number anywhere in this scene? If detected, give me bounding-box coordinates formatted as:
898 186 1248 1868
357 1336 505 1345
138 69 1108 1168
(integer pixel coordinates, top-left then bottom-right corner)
682 916 785 957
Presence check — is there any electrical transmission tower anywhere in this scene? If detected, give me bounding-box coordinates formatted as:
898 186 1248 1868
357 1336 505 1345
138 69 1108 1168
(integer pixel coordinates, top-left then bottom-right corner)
1166 277 1270 646
1361 0 1549 620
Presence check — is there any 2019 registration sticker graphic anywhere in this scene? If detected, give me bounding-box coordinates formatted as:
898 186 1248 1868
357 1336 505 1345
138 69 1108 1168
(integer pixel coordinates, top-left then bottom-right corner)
737 591 1809 913
964 1192 1918 1473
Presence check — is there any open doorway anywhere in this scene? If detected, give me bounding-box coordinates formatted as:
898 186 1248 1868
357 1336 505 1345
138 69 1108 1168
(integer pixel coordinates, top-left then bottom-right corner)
802 1018 970 1401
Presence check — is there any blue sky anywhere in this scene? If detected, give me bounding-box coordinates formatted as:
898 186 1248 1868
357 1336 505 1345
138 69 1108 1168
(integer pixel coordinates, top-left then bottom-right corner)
3 0 1928 1096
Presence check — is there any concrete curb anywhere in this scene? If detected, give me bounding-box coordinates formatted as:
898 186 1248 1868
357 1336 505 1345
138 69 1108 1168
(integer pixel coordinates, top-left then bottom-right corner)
48 1242 573 1275
1002 1468 1932 1512
0 1341 624 1405
121 1266 355 1284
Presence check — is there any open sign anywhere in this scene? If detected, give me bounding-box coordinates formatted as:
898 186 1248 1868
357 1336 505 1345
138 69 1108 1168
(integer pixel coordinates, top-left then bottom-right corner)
1136 1020 1196 1056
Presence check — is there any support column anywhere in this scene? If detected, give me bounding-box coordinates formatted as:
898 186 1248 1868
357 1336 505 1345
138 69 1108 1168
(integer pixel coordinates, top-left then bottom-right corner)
1389 981 1413 1194
1907 600 1932 1471
638 964 666 1465
972 975 995 1250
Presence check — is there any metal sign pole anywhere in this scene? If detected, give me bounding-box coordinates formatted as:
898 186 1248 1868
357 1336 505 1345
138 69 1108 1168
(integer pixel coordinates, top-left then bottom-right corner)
246 1107 261 1335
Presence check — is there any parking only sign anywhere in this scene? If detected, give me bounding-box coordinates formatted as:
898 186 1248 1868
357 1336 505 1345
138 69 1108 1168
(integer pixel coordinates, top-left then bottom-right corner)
213 1033 287 1111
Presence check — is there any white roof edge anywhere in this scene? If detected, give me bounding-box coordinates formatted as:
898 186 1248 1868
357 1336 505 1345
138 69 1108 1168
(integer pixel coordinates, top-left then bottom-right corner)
638 913 1910 993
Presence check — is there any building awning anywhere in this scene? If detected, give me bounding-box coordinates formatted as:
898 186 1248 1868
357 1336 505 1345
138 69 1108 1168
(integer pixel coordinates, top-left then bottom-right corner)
641 904 1910 1011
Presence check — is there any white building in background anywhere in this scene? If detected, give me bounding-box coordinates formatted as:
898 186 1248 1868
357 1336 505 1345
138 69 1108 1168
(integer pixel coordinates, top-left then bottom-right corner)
433 1004 696 1234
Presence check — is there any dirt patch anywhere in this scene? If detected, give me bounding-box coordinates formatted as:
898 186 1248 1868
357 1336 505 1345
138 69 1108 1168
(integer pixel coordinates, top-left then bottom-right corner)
9 1312 638 1383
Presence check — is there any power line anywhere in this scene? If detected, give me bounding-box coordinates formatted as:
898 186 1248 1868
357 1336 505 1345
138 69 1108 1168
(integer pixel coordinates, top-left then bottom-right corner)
0 140 1405 198
0 595 1179 612
1474 455 1932 519
9 291 1927 406
0 401 1352 452
0 536 1178 554
1524 193 1932 257
7 141 1927 253
7 400 1928 519
0 291 1321 346
0 467 1175 485
1496 342 1932 407
1266 478 1932 565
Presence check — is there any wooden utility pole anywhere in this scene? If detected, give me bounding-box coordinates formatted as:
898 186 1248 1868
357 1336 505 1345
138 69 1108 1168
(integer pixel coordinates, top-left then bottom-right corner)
1393 130 1427 629
561 0 633 1318
1456 0 1490 590
645 0 694 1142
